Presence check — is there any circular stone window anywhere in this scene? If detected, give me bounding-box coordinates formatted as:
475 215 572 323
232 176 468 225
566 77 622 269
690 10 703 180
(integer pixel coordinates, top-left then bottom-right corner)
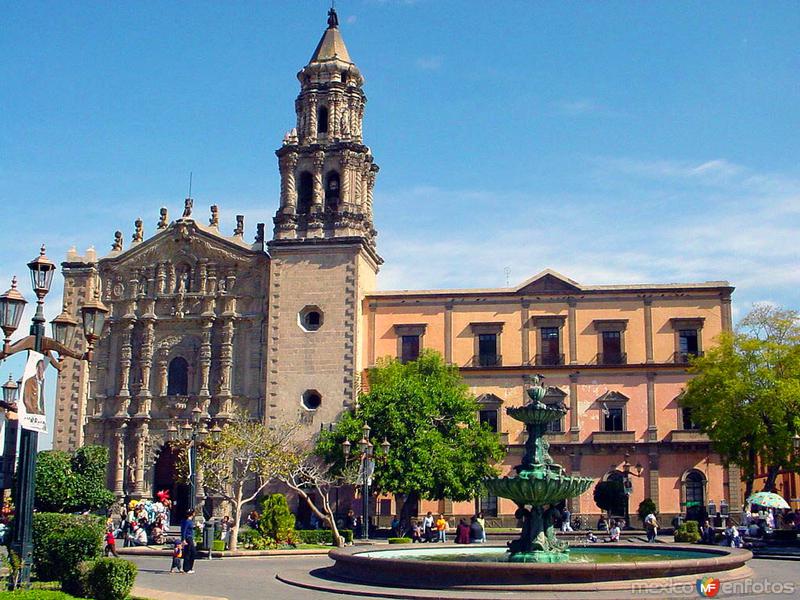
302 390 322 411
299 306 323 332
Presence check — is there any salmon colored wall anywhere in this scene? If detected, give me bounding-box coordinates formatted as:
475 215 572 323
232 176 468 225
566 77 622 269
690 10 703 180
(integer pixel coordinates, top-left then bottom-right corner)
573 300 645 364
650 299 724 363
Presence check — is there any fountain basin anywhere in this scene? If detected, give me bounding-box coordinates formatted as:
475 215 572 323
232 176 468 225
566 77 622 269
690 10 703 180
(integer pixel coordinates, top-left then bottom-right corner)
485 470 593 506
328 543 752 587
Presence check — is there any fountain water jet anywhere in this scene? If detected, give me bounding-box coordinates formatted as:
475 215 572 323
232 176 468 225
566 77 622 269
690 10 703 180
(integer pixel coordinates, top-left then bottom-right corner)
484 374 593 562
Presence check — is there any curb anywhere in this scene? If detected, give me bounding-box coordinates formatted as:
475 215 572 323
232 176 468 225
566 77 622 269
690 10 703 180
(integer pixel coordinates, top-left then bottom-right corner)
120 547 332 558
133 586 228 600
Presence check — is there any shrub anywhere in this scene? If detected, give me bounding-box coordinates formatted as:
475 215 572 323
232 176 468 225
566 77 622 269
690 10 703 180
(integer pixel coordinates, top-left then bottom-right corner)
674 520 701 543
33 513 104 585
0 591 80 599
85 558 137 600
212 540 226 552
61 559 94 597
258 494 296 544
388 537 412 544
296 529 354 545
35 446 114 514
637 498 658 525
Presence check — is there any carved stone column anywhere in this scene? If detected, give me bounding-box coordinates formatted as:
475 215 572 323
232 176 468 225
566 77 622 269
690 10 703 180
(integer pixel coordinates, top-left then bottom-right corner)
137 315 155 415
198 259 208 294
118 320 134 401
217 318 235 414
647 452 660 508
157 349 169 397
312 151 325 211
569 372 580 441
113 429 126 497
339 153 351 206
366 167 376 219
134 423 148 497
156 263 166 295
280 153 299 213
308 95 318 141
199 318 213 399
521 300 530 365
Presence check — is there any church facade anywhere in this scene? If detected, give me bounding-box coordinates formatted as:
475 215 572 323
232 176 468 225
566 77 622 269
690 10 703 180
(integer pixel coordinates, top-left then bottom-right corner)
54 10 741 525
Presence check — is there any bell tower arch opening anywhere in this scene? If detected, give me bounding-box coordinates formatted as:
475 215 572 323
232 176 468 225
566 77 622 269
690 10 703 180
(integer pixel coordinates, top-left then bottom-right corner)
167 356 189 396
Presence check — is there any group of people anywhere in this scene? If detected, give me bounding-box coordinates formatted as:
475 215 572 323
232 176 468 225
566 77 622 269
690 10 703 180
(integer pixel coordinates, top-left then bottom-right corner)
404 512 487 544
114 493 173 548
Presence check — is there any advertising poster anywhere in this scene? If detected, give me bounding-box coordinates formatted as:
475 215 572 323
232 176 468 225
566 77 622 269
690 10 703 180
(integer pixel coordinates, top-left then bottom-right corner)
18 350 48 434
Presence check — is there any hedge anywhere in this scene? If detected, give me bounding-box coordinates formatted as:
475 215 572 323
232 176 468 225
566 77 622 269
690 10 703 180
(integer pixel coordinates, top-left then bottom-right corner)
212 540 226 552
295 529 353 545
388 537 412 544
0 592 81 600
674 520 701 543
86 558 137 600
33 513 104 584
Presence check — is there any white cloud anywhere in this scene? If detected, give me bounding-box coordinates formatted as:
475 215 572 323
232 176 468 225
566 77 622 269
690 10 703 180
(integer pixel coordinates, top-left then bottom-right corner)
346 15 357 24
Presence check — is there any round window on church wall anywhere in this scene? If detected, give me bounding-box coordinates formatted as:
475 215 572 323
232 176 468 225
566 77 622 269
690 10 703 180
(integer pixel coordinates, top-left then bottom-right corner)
299 306 323 332
302 390 322 411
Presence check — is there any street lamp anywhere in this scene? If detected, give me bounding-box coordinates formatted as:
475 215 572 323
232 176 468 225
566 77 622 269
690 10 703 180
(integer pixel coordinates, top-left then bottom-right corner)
342 423 390 541
168 407 208 517
0 375 19 491
0 246 107 589
620 451 644 528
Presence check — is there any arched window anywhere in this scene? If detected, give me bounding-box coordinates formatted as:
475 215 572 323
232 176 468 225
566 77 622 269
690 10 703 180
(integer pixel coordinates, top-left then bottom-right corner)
318 106 329 135
325 171 340 211
167 357 189 396
297 171 314 213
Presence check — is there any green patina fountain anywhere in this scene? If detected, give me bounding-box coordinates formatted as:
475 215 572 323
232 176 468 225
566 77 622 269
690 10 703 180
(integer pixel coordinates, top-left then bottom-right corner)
485 375 594 563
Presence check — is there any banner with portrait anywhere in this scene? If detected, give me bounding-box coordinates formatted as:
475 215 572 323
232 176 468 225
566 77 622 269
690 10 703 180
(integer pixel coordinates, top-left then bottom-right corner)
18 350 48 434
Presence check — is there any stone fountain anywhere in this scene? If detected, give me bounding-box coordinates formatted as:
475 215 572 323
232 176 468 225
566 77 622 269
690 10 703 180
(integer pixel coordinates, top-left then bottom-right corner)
484 374 594 563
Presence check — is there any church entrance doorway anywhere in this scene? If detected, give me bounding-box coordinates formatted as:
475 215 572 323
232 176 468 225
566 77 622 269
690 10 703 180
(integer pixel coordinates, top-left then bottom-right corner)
153 444 190 526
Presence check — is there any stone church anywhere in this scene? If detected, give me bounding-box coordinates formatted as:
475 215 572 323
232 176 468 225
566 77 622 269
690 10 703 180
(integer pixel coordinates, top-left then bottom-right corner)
55 9 741 525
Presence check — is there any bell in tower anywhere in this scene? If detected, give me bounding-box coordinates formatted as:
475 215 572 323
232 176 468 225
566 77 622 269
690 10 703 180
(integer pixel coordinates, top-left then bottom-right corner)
273 7 379 244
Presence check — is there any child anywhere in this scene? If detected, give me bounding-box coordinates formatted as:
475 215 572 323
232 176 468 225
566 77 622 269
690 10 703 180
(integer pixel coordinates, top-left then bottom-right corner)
411 521 422 543
170 540 184 573
104 529 119 557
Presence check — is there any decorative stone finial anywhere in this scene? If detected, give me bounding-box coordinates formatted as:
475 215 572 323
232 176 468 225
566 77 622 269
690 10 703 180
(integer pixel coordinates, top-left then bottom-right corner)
209 205 219 227
255 223 265 244
157 207 169 229
112 231 123 252
132 218 144 243
182 198 193 218
234 215 244 237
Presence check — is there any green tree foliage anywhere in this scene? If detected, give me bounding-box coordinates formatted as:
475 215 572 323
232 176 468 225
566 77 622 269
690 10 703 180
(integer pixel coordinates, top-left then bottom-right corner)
674 520 701 543
316 350 504 515
35 446 115 513
680 304 800 496
593 480 625 516
637 498 658 525
257 494 296 544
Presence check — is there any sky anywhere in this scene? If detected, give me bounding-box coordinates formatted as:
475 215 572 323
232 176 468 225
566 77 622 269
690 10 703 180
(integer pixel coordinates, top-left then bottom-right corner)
2 1 799 448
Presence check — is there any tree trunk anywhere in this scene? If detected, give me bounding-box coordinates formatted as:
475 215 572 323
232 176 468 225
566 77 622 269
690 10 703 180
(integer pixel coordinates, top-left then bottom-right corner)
319 488 344 547
744 477 754 502
762 465 781 493
228 487 243 552
398 491 419 528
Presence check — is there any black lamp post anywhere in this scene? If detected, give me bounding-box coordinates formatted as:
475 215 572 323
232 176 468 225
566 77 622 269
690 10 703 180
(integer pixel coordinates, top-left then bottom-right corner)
620 451 644 528
167 407 208 517
0 375 19 490
341 423 390 541
0 246 108 589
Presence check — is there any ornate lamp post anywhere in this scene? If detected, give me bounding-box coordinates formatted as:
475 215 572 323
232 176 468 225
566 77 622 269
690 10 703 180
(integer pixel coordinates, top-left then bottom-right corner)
0 246 108 588
341 423 390 541
620 451 644 527
167 407 208 516
0 375 19 490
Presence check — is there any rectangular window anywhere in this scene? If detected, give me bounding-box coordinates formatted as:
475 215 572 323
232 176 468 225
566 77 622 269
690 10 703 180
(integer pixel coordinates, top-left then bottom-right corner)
540 327 560 364
478 333 498 366
546 414 563 433
604 407 624 432
400 335 420 363
602 331 623 364
682 407 699 430
479 409 498 433
479 492 498 517
679 330 699 356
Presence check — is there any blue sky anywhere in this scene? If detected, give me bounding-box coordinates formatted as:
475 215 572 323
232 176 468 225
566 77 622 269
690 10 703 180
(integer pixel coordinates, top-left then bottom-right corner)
2 1 799 447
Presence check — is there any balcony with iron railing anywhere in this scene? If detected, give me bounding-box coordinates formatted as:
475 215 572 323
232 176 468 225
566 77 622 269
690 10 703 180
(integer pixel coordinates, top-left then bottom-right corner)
672 350 704 364
595 352 627 366
471 354 503 367
531 353 565 366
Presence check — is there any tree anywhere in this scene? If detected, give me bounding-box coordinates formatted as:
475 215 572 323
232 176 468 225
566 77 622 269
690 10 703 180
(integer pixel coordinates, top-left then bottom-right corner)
680 303 800 497
279 449 356 547
593 480 625 517
637 498 658 526
35 446 115 513
316 350 504 522
194 416 296 551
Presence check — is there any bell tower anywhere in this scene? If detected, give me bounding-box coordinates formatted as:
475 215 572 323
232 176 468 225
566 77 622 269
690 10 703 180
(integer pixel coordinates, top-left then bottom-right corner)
267 8 381 431
273 6 378 243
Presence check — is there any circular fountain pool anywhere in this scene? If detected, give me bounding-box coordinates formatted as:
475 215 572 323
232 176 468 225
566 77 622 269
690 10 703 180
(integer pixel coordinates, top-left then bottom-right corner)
328 543 753 587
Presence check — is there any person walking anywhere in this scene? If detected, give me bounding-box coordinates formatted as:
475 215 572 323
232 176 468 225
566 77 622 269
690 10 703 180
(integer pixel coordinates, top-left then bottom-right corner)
561 507 573 533
422 512 434 543
435 514 448 543
181 509 197 574
104 528 119 557
644 511 659 543
219 516 231 550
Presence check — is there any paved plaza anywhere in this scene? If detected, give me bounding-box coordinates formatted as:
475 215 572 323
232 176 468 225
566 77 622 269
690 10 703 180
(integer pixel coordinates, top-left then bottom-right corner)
128 553 799 600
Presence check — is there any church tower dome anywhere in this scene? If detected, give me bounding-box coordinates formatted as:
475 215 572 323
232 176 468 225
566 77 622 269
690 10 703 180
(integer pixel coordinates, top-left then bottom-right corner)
273 7 378 246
